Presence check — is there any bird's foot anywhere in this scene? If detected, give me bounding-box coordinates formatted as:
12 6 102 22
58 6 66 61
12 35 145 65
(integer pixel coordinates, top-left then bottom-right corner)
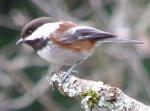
62 65 78 83
70 70 78 75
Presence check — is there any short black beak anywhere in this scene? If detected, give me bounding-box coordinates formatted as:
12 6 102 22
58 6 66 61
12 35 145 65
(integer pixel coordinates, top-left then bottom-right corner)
16 38 24 45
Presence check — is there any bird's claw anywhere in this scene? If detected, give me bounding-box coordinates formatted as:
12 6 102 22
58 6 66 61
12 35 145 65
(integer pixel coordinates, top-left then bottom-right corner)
62 69 78 83
71 70 78 75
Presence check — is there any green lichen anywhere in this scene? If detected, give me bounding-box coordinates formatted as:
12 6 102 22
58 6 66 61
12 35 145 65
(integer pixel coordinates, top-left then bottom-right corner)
81 90 100 110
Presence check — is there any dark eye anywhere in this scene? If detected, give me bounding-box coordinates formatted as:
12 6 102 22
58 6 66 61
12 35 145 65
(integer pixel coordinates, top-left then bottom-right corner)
28 30 32 34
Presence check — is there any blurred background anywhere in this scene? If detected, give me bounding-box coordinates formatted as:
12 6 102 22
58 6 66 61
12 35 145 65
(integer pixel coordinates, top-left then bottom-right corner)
0 0 150 111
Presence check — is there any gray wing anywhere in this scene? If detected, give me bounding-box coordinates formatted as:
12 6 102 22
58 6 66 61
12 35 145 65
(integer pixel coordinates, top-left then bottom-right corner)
59 26 116 43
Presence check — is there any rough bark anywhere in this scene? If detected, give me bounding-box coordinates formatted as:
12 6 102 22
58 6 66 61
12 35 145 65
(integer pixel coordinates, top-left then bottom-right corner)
47 71 150 111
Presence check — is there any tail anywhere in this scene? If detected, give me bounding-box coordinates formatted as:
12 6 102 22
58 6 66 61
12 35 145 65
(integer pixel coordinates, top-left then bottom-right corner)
101 37 143 44
76 29 143 44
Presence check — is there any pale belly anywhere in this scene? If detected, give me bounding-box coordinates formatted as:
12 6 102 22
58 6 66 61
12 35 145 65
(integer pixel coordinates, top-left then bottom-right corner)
37 44 94 66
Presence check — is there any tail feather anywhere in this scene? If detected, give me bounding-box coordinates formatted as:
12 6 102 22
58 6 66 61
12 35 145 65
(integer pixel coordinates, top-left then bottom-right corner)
79 32 143 44
101 37 143 44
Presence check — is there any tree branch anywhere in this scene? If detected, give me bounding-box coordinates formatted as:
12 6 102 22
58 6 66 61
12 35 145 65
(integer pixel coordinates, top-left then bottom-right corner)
47 71 150 111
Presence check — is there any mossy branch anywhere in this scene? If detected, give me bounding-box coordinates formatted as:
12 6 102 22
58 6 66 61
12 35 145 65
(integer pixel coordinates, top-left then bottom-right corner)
47 71 150 111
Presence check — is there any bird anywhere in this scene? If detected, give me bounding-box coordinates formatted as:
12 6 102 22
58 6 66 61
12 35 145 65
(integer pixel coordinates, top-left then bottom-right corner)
16 17 142 81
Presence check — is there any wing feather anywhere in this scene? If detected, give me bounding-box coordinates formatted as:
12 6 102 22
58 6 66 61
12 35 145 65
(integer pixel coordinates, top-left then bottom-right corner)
59 26 116 43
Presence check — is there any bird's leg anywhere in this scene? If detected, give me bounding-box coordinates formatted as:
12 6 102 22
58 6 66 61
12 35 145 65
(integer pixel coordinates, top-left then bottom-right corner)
62 64 77 82
58 65 70 72
49 64 70 79
62 61 81 82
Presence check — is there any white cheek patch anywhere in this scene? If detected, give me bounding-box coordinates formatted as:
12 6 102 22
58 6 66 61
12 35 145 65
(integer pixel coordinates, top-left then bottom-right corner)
25 22 60 41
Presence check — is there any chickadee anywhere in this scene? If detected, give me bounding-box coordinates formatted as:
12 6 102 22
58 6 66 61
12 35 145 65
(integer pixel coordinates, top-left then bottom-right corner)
16 17 142 80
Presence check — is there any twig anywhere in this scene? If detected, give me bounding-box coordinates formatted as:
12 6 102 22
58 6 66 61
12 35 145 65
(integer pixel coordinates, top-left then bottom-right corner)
47 71 150 111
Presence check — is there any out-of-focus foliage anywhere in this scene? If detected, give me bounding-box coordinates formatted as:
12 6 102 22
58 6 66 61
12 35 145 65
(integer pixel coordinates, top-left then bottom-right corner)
0 0 150 111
